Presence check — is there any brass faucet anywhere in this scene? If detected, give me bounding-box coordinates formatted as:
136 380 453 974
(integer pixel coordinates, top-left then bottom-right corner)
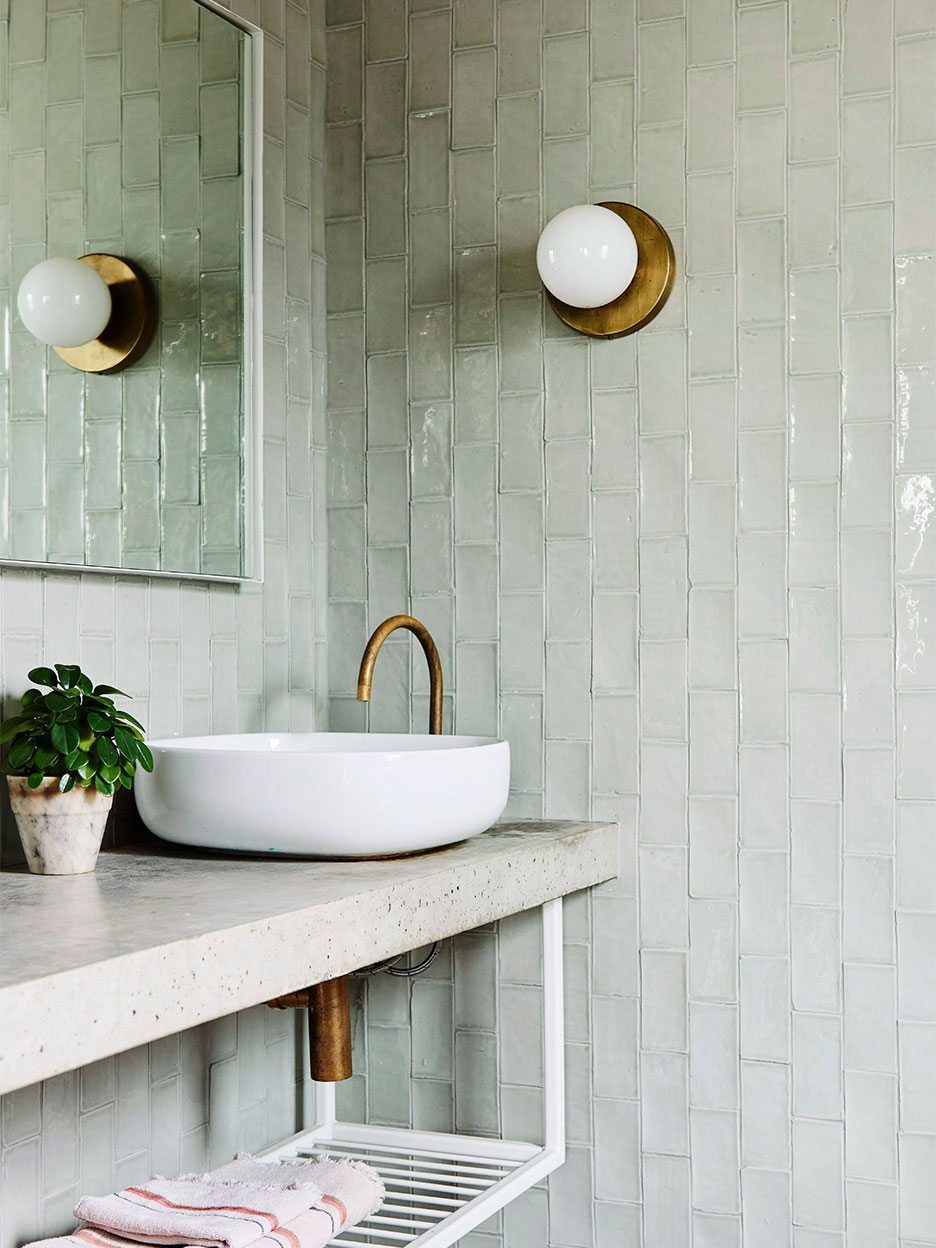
356 614 443 734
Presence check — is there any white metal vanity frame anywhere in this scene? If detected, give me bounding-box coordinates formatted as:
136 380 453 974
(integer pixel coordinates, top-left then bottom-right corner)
259 899 566 1248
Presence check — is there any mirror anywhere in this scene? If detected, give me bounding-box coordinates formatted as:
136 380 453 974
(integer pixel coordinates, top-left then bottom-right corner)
0 0 261 580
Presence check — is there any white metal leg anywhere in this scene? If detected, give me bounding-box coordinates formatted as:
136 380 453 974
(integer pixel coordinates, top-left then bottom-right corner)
259 898 567 1247
541 896 566 1160
314 1065 337 1128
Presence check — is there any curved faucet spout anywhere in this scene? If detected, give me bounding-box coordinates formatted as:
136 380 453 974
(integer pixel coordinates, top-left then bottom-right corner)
356 614 443 735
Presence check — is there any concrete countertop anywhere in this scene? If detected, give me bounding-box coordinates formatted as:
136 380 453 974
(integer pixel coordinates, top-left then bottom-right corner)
0 820 618 1094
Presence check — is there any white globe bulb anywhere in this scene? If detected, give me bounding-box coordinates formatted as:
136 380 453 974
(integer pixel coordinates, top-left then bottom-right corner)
536 205 639 308
17 257 112 348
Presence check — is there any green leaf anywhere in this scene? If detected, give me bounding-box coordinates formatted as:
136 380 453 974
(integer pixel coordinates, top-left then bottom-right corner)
99 762 121 784
27 772 45 789
136 741 154 772
112 725 139 761
0 716 28 743
21 689 43 708
95 735 119 767
75 673 93 696
122 759 137 777
88 712 113 734
33 744 60 771
54 664 81 689
27 667 59 688
92 684 129 699
94 775 114 797
65 748 90 771
83 694 117 711
77 763 95 781
51 723 80 757
59 773 76 794
113 710 147 734
44 691 74 712
7 738 35 770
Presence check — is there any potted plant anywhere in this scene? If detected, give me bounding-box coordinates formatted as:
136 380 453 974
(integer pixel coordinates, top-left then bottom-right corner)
1 664 153 875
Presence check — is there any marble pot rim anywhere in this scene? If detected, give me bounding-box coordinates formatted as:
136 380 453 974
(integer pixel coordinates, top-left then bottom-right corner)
7 774 114 875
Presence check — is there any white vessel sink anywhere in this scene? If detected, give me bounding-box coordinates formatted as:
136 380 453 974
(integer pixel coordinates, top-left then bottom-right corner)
133 733 511 859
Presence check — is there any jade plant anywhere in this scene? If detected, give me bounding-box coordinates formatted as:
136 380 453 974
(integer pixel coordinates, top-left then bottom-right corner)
1 664 153 796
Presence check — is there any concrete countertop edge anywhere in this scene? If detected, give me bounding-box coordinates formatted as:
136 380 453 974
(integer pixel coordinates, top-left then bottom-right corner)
0 820 619 1094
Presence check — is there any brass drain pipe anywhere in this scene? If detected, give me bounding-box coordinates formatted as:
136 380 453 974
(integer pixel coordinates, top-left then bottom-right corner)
267 978 352 1082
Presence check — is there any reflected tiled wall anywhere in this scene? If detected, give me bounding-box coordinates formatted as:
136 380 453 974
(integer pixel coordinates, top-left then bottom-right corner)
0 1 327 1244
325 0 936 1243
0 0 248 576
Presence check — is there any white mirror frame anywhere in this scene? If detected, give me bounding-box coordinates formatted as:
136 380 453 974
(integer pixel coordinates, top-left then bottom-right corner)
0 0 265 585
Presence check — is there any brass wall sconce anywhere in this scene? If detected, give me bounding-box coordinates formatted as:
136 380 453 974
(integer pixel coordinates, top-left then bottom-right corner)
536 202 675 338
17 254 156 374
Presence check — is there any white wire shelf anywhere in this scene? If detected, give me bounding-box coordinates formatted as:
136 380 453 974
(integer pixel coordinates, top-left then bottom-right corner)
258 900 565 1248
264 1122 544 1246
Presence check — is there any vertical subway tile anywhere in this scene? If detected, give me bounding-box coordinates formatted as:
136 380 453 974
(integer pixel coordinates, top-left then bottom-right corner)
737 4 786 110
590 81 635 190
738 112 786 219
687 64 734 172
544 34 589 137
592 0 636 81
738 219 786 325
791 0 840 53
454 0 494 48
497 0 542 94
638 19 685 126
793 1119 845 1232
409 9 451 111
742 1059 792 1169
897 36 936 143
688 0 735 66
843 0 895 95
453 47 494 148
496 93 541 195
789 56 839 163
644 1155 691 1248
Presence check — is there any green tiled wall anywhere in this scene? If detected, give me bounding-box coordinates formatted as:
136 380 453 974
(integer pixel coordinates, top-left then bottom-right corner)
0 0 248 577
324 0 936 1243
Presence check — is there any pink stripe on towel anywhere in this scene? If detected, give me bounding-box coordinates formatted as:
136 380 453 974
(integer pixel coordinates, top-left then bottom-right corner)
24 1156 384 1248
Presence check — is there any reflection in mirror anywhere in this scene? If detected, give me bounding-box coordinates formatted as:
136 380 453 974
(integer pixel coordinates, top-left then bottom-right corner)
0 0 260 580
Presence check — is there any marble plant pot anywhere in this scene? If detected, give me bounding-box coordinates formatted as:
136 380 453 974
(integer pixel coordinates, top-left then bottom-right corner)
7 776 113 875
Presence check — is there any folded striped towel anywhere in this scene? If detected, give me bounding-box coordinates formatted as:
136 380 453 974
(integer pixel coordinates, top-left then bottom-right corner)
25 1156 384 1248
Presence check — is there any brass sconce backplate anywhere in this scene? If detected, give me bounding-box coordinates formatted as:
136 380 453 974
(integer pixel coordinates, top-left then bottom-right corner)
54 254 157 374
545 202 675 339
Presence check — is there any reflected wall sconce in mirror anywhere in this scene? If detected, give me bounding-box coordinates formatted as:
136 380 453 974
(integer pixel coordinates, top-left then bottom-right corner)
536 202 675 338
17 254 157 374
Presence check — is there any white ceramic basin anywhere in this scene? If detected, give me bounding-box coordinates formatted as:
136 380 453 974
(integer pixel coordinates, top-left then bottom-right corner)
134 733 511 859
